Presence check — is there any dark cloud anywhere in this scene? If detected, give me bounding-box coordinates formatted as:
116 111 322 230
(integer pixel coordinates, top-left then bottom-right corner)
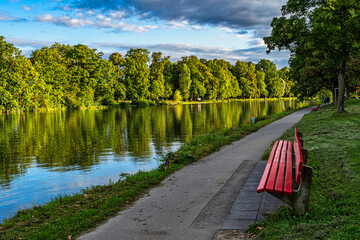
72 0 284 29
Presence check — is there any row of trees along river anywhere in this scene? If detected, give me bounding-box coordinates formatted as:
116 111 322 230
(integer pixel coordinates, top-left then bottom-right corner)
0 36 295 112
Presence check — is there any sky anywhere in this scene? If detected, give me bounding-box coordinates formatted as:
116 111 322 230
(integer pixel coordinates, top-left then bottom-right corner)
0 0 290 68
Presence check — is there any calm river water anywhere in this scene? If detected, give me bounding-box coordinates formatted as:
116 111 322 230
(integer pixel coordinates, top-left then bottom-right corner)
0 100 310 222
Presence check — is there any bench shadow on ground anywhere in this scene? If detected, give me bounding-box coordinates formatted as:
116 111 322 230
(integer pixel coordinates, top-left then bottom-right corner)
213 161 286 240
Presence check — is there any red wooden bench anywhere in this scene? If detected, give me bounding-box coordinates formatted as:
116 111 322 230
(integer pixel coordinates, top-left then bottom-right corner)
257 127 313 215
312 105 320 111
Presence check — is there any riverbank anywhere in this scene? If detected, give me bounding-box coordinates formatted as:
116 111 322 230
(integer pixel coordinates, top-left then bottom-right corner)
0 105 309 239
0 97 302 113
249 99 360 239
119 97 299 107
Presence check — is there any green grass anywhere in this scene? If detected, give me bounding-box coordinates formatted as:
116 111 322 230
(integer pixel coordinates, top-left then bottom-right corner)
0 106 307 240
249 99 360 239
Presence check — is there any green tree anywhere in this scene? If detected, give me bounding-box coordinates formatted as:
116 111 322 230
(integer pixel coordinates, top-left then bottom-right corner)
94 59 122 105
30 45 69 109
256 70 268 97
64 44 103 108
149 52 170 100
163 61 174 100
173 89 182 102
278 67 293 97
232 61 258 98
124 48 150 100
208 59 239 100
256 59 283 98
178 63 191 101
264 0 360 112
109 52 126 101
180 56 207 101
0 36 39 111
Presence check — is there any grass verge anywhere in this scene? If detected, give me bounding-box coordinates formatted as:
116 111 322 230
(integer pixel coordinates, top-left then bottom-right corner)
0 106 308 240
249 99 360 239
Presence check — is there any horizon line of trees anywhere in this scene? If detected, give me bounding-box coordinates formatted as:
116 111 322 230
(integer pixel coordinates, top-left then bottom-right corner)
0 36 294 112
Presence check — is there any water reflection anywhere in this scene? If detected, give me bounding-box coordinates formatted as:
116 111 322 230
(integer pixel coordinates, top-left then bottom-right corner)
0 100 307 221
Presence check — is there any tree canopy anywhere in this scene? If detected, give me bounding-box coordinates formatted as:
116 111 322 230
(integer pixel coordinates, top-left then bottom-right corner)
0 36 295 112
264 0 360 112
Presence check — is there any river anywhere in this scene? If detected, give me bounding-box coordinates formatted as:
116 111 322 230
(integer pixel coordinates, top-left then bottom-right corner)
0 100 310 222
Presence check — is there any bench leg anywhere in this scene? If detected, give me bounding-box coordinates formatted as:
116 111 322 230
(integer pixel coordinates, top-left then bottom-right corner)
292 165 312 215
268 165 312 215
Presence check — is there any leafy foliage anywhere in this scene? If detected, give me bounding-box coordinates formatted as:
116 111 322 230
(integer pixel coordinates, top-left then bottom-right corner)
0 36 298 112
264 0 360 112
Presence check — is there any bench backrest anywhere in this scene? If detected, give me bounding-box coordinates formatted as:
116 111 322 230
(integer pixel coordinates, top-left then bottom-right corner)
294 127 303 183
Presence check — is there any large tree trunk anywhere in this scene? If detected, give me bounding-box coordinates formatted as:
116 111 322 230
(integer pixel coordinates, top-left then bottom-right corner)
337 61 346 113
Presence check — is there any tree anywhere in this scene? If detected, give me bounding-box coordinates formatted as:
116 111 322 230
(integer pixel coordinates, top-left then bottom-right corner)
30 45 69 108
278 67 293 97
0 36 39 111
207 59 239 100
163 61 174 100
64 44 103 107
180 56 207 101
124 48 150 100
256 70 268 98
264 0 360 112
109 52 126 101
256 59 282 97
178 63 191 101
149 52 169 100
173 90 182 102
232 60 250 98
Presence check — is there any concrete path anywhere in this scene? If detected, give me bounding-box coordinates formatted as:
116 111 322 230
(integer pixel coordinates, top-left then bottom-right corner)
79 107 312 240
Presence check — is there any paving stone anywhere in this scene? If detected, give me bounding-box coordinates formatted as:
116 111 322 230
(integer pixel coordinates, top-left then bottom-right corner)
241 186 258 191
237 191 260 197
243 182 259 187
227 210 258 220
231 203 259 211
234 195 262 204
222 220 255 230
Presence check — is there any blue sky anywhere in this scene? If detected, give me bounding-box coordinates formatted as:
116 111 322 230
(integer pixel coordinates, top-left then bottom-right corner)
0 0 290 68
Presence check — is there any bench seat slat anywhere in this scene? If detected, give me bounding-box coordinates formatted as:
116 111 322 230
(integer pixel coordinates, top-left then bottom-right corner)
256 141 279 193
284 141 293 195
274 141 288 193
265 140 284 192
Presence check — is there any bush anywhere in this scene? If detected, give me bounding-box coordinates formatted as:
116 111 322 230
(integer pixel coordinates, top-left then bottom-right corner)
131 99 156 106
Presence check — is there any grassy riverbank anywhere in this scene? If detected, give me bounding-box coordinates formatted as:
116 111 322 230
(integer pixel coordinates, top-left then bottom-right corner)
0 105 308 240
250 99 360 239
116 97 299 107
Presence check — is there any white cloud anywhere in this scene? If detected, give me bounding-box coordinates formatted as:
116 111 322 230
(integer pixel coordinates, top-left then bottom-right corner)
109 11 128 20
36 14 93 27
191 25 203 30
22 5 32 12
35 13 157 33
250 38 266 47
219 27 234 34
93 42 249 62
6 37 52 49
166 20 189 28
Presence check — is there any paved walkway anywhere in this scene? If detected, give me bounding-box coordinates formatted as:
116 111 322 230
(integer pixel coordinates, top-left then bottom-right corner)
79 107 312 240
